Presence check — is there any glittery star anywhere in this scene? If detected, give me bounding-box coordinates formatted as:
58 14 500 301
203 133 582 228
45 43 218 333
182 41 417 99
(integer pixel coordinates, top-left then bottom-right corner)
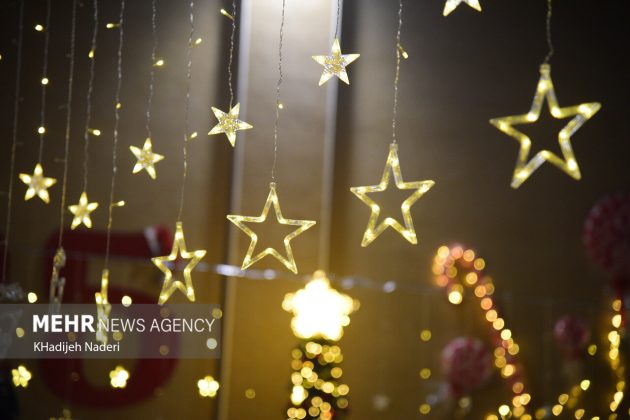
152 222 206 305
208 103 252 147
19 163 56 203
227 182 316 274
68 192 99 229
129 137 164 179
443 0 482 16
490 64 601 189
312 38 360 86
350 143 434 247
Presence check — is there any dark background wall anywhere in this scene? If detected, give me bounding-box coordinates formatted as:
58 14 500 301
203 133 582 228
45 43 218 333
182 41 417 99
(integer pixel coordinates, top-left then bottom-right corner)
0 0 628 419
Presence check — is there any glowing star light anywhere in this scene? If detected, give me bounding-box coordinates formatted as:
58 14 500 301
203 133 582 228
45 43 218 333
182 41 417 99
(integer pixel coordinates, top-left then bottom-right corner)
68 192 99 229
197 376 220 397
109 366 129 388
208 103 252 147
227 182 315 274
282 270 356 341
12 365 32 387
443 0 482 16
350 143 434 247
312 38 360 86
490 64 601 189
129 138 164 179
151 222 206 305
19 163 56 203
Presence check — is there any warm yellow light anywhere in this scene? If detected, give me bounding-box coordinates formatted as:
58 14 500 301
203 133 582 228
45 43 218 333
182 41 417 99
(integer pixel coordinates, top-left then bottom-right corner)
34 24 44 32
419 368 431 379
27 292 38 303
220 8 235 20
420 329 432 342
12 365 32 387
197 376 220 397
312 38 360 86
489 64 601 188
580 379 590 391
41 77 49 85
448 289 463 305
106 23 120 29
19 163 57 203
290 385 307 405
121 295 132 307
443 0 482 16
109 366 129 388
498 404 510 416
208 103 252 147
283 271 355 341
38 126 46 134
419 404 431 414
194 38 203 46
130 138 164 179
89 128 101 136
68 192 99 230
154 59 165 67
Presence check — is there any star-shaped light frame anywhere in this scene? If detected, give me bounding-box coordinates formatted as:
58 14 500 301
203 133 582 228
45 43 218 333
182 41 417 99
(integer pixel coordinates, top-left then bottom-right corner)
68 192 99 229
130 138 164 179
490 64 601 189
350 143 434 247
312 38 360 86
227 182 316 274
152 222 206 305
443 0 482 16
19 163 56 203
208 103 252 147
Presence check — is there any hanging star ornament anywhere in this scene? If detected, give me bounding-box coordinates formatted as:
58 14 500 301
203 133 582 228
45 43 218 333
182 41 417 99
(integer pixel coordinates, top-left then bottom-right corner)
350 143 434 247
489 64 601 189
19 163 57 203
443 0 482 16
227 182 316 274
129 137 164 179
151 222 206 305
68 192 99 229
312 38 360 86
208 103 252 147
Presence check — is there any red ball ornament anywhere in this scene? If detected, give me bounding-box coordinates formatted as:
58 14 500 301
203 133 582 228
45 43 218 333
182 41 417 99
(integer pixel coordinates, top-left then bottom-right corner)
583 193 630 279
553 315 590 360
441 337 492 397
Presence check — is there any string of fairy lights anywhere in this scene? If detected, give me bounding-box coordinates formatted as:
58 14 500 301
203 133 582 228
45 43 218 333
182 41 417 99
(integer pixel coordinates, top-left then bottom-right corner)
0 0 623 418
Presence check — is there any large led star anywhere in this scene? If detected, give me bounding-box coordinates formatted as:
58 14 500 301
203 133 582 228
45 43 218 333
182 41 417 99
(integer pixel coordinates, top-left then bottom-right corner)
443 0 482 16
68 192 99 229
282 270 356 341
490 64 601 189
312 38 360 86
350 143 434 247
129 138 164 179
208 103 252 147
152 222 206 305
19 163 56 203
227 182 316 274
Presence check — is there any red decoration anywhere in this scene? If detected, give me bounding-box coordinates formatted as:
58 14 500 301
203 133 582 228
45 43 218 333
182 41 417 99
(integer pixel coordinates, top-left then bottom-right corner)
441 337 493 397
553 315 590 360
584 193 630 279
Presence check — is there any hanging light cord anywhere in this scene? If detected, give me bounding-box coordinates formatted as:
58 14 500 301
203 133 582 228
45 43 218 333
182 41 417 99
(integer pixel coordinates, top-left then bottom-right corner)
543 0 554 64
177 0 195 222
1 0 25 283
227 0 236 108
37 0 52 163
334 0 341 40
82 0 99 193
104 0 126 269
145 0 157 141
391 0 403 144
271 0 286 183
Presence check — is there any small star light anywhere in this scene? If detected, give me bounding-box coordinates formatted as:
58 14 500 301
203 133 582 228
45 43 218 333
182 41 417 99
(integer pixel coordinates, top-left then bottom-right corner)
11 365 32 388
282 270 356 341
350 143 434 247
19 163 57 203
227 182 316 274
129 138 164 179
151 222 206 305
95 269 112 344
490 64 601 189
443 0 482 16
68 192 99 229
208 103 252 147
109 366 129 388
312 38 360 86
197 375 220 398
